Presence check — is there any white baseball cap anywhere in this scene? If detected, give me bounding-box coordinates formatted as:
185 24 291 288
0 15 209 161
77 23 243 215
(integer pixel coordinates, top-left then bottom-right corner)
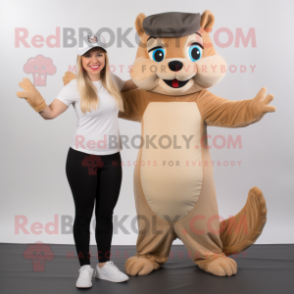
78 33 107 56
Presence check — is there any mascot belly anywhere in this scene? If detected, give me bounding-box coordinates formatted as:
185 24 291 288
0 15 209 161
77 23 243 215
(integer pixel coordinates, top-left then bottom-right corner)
141 102 203 221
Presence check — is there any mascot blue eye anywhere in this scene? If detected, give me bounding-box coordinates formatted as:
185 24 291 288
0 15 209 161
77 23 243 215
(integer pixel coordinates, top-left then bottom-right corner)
151 48 165 62
188 45 202 62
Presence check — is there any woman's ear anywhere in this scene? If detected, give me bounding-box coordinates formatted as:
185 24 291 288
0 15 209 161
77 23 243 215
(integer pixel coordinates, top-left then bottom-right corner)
200 10 215 33
135 13 146 37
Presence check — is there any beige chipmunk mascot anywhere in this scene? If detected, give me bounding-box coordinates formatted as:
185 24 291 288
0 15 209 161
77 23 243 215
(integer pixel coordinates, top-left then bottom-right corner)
116 11 275 277
19 11 275 277
118 11 275 277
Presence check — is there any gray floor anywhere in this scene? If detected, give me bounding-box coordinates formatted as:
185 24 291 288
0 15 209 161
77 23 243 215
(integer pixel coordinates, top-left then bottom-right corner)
0 243 293 294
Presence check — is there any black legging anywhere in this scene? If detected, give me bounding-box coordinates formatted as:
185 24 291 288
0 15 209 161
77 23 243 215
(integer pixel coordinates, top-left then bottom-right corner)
65 147 122 265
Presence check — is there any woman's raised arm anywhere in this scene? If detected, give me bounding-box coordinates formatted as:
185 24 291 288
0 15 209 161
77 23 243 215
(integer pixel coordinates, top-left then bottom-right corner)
16 78 68 120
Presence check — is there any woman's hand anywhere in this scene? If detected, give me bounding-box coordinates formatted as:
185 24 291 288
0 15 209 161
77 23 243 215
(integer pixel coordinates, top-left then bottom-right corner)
121 79 138 91
16 78 47 112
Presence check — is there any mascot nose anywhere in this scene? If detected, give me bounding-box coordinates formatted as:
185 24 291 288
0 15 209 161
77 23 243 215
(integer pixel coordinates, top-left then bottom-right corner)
168 61 183 72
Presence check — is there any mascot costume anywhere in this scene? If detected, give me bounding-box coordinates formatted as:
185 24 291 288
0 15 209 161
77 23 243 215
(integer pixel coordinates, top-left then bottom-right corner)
21 11 276 277
118 11 275 277
115 11 275 277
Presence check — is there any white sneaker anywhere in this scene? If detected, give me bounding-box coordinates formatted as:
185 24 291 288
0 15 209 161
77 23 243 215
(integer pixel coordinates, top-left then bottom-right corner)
75 265 94 288
94 261 129 283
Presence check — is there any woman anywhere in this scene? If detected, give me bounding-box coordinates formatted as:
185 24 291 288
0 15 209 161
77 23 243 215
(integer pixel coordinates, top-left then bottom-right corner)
17 33 137 288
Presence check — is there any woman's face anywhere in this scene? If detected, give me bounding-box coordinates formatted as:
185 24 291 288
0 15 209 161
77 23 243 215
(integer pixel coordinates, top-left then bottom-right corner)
81 48 106 80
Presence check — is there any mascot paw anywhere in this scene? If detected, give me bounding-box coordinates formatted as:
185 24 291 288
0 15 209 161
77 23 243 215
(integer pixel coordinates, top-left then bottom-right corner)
199 256 237 277
62 71 77 86
125 256 155 276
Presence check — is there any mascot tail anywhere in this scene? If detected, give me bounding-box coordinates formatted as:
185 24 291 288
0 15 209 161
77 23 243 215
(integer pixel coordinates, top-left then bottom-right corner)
220 186 267 255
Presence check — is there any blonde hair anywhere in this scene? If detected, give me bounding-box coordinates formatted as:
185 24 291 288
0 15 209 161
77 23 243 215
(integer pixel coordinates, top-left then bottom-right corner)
76 51 124 114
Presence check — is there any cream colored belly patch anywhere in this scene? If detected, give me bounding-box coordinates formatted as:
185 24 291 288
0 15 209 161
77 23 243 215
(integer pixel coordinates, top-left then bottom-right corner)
140 102 203 221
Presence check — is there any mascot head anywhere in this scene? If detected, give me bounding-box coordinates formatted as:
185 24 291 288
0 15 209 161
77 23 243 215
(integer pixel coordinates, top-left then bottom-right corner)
131 11 227 96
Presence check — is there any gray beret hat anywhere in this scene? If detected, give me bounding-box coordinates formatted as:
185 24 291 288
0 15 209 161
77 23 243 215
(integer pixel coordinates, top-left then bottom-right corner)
142 12 201 38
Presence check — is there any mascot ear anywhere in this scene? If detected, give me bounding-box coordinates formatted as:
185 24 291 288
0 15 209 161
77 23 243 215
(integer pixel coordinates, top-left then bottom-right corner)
135 13 146 37
200 10 215 33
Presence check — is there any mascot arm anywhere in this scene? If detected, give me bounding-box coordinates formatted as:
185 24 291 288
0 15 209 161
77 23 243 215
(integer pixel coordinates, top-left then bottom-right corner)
62 72 147 122
63 72 76 86
197 88 275 127
119 89 148 122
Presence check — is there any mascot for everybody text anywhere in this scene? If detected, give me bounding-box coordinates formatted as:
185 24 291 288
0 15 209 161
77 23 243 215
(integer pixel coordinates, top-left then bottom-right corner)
64 11 275 276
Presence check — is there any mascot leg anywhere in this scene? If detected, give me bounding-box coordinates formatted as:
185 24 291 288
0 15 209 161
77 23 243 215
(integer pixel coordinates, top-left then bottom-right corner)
125 157 177 276
173 186 266 276
174 214 237 277
125 222 176 276
172 147 238 277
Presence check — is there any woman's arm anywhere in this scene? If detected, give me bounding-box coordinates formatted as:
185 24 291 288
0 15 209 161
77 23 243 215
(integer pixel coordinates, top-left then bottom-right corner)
39 99 69 120
121 79 138 92
17 78 69 120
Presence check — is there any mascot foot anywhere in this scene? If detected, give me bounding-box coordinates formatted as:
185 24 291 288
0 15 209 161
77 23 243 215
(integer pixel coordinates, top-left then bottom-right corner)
197 256 237 277
125 256 157 276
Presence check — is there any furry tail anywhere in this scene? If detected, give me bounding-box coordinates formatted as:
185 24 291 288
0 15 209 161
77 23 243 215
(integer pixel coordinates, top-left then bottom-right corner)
220 186 267 256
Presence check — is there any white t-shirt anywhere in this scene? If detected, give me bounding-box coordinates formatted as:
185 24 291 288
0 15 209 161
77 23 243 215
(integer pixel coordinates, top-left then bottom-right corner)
56 73 125 155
